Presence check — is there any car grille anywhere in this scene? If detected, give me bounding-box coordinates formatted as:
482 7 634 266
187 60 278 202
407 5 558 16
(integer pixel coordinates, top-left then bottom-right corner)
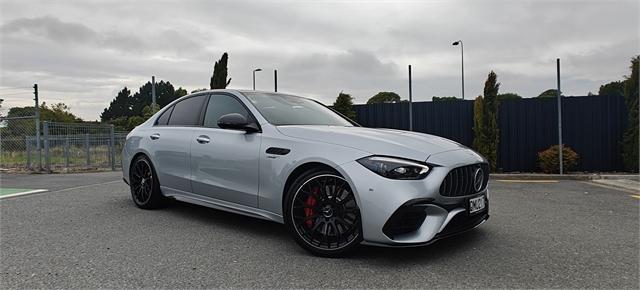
439 163 489 197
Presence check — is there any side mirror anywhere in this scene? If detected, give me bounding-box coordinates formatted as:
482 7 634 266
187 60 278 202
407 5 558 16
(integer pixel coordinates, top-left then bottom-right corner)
217 113 259 133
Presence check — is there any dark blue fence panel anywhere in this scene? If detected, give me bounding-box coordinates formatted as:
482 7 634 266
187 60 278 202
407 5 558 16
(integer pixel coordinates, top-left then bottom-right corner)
354 100 475 146
560 95 626 172
497 98 559 172
354 95 627 172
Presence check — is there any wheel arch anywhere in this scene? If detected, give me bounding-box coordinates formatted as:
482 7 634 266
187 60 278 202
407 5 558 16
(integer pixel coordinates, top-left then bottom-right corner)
281 162 340 208
124 150 153 184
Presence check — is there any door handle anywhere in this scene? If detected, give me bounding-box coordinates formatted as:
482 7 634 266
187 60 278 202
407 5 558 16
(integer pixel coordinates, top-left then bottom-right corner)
150 133 160 140
196 135 210 144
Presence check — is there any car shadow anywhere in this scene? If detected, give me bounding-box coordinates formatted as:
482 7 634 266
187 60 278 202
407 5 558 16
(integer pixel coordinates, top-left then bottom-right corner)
140 198 488 262
349 229 488 262
162 199 289 239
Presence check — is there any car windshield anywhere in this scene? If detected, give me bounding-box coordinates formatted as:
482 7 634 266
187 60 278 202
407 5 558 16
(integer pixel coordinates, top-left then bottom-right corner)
242 92 355 126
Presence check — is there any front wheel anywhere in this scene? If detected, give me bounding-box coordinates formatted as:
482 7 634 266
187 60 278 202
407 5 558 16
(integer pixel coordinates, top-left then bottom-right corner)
284 169 363 257
129 155 166 209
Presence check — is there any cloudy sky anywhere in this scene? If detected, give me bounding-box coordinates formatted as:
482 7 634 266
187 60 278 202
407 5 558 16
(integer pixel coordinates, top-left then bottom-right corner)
1 0 638 120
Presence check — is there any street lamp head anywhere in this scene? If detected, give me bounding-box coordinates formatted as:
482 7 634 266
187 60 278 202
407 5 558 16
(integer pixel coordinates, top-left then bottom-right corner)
254 68 262 72
452 41 461 46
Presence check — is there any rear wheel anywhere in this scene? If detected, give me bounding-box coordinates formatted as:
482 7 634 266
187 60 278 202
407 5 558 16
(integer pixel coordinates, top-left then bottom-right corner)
284 168 362 257
129 155 166 209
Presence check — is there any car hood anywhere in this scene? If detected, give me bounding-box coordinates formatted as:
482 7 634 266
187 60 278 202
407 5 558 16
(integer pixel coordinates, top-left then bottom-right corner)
276 125 468 161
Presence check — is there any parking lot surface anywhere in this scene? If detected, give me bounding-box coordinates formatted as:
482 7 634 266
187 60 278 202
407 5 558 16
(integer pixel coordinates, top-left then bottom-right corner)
1 172 638 288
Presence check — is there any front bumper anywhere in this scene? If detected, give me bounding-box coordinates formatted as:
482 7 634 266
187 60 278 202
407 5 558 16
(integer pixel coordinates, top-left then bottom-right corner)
338 149 489 246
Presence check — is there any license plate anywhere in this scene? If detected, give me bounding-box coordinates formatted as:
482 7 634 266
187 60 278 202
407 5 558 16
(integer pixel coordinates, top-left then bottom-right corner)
469 195 486 214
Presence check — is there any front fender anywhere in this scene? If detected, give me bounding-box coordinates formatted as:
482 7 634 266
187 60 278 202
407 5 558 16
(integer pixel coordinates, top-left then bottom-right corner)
257 133 370 219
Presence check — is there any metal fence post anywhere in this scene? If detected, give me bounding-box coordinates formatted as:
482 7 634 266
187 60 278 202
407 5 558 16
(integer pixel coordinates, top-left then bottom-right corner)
85 133 90 167
43 121 50 172
64 136 70 170
109 124 115 171
26 138 31 169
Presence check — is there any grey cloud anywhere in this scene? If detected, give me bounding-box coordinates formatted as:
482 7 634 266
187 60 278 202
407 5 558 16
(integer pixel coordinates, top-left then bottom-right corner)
1 15 95 43
0 0 638 120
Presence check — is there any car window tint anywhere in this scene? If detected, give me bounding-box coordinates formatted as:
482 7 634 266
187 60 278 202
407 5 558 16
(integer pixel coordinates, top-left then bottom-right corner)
242 92 353 126
167 95 207 126
155 105 173 125
203 94 250 128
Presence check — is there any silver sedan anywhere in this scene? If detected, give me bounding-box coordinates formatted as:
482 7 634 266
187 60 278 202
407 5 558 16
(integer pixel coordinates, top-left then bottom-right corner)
122 90 489 257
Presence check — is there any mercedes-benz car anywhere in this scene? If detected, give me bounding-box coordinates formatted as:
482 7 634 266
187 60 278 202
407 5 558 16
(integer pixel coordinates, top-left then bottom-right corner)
122 89 489 257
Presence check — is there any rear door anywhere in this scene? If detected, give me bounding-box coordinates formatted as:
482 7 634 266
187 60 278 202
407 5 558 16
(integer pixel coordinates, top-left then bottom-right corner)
147 95 207 193
190 93 262 207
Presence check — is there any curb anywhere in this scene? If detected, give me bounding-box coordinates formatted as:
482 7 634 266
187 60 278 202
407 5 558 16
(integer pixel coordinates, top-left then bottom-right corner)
491 173 639 181
590 179 640 193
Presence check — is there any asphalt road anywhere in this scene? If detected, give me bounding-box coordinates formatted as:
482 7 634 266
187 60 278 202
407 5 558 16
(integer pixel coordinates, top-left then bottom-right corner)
1 172 638 288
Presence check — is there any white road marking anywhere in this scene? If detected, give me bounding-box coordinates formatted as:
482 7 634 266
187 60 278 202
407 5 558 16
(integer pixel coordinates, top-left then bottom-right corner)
0 189 48 199
50 180 122 193
1 180 123 200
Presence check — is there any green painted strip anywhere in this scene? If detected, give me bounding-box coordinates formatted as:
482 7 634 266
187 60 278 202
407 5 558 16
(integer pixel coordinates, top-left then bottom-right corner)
0 188 34 196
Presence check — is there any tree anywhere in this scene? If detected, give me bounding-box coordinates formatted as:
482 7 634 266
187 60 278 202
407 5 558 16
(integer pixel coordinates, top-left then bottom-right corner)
129 80 187 116
101 87 132 121
473 95 487 158
473 71 500 171
367 92 401 104
127 116 145 130
2 102 82 138
191 88 208 93
432 96 459 101
537 89 561 98
210 52 231 89
622 56 639 172
102 81 186 122
497 93 522 101
598 81 625 97
333 92 356 120
142 105 157 120
40 102 83 123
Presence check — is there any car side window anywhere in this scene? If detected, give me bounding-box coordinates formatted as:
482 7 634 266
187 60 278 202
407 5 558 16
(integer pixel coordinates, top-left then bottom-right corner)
203 94 251 128
167 95 207 126
155 105 173 126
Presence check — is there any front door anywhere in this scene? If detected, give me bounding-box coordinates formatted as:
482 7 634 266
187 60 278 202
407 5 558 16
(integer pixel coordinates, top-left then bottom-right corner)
190 94 261 207
148 94 208 193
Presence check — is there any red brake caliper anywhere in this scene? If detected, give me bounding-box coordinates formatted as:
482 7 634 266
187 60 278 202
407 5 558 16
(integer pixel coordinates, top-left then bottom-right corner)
304 187 319 228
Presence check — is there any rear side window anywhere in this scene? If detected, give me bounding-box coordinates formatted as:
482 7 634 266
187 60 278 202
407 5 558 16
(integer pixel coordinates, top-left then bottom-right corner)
155 106 173 125
167 95 207 126
203 94 251 128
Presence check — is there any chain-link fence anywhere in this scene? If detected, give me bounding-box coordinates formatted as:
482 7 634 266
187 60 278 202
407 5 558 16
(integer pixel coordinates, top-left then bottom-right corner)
0 119 128 172
42 122 127 172
0 115 41 170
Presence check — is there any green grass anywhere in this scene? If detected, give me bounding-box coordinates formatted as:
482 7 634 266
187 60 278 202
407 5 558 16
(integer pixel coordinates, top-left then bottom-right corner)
1 145 122 169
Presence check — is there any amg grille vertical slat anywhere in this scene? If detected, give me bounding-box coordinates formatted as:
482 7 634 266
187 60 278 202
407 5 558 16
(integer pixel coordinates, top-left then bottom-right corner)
439 163 489 197
452 169 459 196
447 170 453 195
463 166 470 195
459 167 465 196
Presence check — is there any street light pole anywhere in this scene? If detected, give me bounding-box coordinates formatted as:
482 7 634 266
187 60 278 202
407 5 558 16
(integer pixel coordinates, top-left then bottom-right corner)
408 64 413 131
452 40 464 100
253 68 262 90
556 58 563 175
151 76 156 113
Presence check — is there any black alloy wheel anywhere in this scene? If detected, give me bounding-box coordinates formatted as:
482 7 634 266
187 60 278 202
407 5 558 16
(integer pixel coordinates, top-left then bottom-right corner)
129 155 166 209
285 169 362 257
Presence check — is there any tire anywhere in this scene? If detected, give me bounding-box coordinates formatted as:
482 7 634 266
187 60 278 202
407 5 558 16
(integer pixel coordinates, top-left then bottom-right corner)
129 155 166 209
284 168 363 257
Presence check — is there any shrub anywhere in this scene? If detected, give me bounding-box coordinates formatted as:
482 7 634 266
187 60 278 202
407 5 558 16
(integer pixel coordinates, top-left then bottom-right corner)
537 145 579 173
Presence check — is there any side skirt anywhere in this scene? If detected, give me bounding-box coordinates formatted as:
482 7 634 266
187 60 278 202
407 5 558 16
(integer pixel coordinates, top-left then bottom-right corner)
160 186 284 224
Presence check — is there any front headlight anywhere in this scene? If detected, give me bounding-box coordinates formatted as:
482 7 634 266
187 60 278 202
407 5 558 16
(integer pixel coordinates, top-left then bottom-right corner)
357 156 430 180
